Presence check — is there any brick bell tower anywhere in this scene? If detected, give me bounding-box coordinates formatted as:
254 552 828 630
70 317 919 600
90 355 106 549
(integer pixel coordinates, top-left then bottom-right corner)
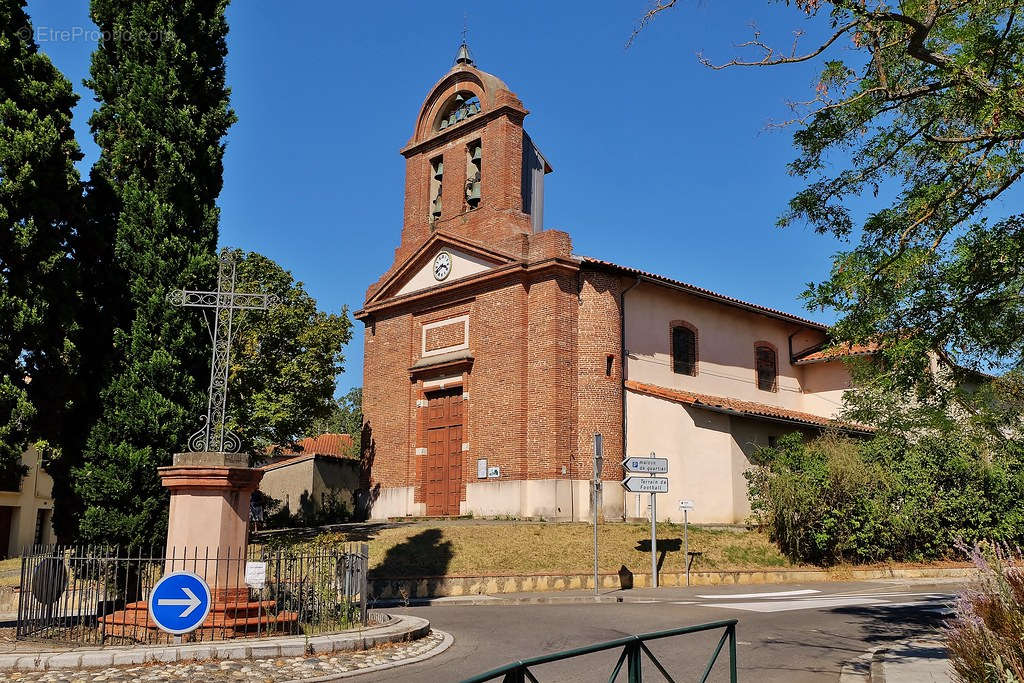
382 42 554 273
357 44 624 521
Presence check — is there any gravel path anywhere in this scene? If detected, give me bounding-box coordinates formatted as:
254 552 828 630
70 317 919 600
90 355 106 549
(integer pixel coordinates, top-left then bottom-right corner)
0 630 448 682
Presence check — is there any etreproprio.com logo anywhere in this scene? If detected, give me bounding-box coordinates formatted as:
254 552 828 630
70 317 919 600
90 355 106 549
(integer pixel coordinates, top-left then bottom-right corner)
19 25 171 44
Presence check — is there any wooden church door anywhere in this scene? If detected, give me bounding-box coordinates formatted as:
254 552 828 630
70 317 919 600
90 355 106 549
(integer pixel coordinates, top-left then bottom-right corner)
425 388 463 516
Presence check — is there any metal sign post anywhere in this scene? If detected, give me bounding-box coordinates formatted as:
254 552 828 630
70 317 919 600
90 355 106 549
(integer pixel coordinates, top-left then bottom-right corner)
680 500 695 586
650 492 658 587
622 452 667 589
592 434 603 597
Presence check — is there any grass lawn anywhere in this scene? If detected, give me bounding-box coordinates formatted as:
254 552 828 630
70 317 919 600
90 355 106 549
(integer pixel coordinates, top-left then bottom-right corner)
0 557 20 587
282 522 798 578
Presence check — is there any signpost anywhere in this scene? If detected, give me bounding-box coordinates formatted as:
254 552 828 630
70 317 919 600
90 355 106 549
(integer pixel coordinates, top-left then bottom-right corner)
679 499 695 586
622 457 668 474
592 434 603 597
622 452 668 588
621 476 669 493
149 571 212 640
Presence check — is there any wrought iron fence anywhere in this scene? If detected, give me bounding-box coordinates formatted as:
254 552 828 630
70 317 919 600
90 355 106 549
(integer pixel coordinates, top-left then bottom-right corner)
460 619 739 683
16 543 370 645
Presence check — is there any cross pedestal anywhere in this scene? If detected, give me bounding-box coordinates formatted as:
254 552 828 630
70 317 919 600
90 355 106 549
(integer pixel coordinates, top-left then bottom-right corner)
159 452 262 602
101 453 296 642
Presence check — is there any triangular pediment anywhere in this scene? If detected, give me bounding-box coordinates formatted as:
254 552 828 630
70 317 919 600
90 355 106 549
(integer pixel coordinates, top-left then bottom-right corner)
368 232 519 305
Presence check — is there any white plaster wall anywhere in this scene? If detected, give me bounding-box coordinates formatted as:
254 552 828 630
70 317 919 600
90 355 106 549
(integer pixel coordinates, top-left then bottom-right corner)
624 283 842 417
464 479 622 521
369 486 424 520
0 446 55 556
798 362 851 416
625 391 737 523
624 390 819 524
396 248 495 296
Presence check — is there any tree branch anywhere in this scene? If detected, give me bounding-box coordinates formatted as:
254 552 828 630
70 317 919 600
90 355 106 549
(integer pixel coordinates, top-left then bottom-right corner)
698 21 859 69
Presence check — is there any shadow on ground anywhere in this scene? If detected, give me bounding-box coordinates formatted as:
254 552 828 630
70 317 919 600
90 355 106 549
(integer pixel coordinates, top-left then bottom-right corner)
635 537 682 571
370 528 453 578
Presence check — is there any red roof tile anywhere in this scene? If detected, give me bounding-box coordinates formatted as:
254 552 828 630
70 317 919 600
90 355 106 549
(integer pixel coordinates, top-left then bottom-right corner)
580 257 827 330
793 342 881 365
625 380 872 433
278 433 354 458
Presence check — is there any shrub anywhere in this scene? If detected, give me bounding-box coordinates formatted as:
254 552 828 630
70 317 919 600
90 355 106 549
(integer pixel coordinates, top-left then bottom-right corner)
946 542 1024 682
746 432 1024 565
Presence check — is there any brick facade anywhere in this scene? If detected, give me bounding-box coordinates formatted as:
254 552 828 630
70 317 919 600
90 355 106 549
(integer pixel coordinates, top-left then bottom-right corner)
356 51 625 519
424 320 466 352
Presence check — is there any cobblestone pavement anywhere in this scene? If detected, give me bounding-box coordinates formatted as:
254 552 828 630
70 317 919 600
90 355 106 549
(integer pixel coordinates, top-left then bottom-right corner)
0 630 447 682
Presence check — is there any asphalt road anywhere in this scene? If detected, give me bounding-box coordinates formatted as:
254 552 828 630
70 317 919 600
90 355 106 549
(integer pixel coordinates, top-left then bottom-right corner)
370 579 961 682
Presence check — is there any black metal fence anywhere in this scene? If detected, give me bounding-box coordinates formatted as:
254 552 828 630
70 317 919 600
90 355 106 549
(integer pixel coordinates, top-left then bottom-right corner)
461 619 739 683
17 543 370 645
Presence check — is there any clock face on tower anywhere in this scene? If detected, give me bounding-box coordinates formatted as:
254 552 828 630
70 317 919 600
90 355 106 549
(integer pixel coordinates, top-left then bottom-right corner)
433 251 452 281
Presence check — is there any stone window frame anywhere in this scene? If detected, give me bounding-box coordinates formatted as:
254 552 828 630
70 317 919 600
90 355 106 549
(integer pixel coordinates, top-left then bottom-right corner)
421 314 470 358
669 320 699 377
754 341 779 393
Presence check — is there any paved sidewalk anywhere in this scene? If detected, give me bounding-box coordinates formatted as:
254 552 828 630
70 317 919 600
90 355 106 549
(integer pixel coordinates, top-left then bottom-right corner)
879 640 952 682
0 629 452 682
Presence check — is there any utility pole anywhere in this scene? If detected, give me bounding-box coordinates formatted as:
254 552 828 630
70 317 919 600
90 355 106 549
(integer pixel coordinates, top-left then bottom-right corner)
592 433 603 597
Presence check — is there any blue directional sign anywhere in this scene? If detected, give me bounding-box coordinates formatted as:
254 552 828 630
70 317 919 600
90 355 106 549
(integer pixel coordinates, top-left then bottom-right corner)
148 571 212 635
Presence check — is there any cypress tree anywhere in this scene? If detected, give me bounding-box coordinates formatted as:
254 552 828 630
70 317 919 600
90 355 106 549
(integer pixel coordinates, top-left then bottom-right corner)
75 0 235 548
0 1 84 491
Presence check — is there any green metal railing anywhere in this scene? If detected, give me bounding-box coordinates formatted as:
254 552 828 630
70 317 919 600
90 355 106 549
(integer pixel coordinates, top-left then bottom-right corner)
460 618 738 683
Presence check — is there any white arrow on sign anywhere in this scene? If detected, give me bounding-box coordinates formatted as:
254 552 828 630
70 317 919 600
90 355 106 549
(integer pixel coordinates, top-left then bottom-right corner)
622 456 668 474
621 475 669 494
157 586 201 618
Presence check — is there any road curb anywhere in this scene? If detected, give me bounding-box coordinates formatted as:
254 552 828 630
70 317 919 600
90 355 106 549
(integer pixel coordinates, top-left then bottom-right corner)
0 613 430 671
839 646 881 682
373 594 623 608
287 629 454 682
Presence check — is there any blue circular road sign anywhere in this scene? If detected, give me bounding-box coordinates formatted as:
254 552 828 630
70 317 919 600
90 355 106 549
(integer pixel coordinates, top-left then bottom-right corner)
148 571 212 635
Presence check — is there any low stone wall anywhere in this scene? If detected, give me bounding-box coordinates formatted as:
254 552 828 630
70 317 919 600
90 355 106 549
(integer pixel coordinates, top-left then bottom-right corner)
369 566 977 599
0 587 17 614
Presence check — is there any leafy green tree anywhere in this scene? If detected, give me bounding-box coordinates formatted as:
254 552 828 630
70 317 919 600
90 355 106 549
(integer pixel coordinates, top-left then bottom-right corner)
0 1 84 491
225 250 353 455
638 1 1024 387
309 387 362 443
72 0 235 548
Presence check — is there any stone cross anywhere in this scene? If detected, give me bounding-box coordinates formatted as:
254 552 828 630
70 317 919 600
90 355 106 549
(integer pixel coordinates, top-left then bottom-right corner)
167 251 279 453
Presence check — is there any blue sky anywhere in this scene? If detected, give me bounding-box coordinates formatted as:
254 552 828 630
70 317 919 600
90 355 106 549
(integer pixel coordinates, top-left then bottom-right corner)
25 1 874 394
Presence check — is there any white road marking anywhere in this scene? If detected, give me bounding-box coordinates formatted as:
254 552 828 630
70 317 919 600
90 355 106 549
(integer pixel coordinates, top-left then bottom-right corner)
695 589 820 599
704 596 888 612
670 601 695 605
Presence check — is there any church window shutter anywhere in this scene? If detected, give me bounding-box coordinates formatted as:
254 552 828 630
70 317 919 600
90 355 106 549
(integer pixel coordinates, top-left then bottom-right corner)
756 345 777 392
671 325 696 376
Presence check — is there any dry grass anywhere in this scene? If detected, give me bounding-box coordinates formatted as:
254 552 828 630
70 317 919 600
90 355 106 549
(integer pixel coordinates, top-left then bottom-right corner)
0 557 20 587
303 522 797 578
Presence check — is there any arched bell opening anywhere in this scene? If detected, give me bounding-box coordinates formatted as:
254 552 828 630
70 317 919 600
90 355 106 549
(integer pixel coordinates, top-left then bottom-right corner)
433 91 482 132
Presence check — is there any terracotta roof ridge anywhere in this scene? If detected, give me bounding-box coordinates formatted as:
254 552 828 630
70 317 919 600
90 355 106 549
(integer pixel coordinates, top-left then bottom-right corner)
579 256 827 330
792 341 882 364
625 380 873 433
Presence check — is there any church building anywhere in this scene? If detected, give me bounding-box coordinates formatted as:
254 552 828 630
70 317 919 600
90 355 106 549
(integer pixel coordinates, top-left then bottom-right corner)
355 45 871 524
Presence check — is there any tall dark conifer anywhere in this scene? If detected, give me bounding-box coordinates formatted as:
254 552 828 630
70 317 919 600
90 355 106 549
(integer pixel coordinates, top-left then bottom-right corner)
0 1 84 491
75 0 235 547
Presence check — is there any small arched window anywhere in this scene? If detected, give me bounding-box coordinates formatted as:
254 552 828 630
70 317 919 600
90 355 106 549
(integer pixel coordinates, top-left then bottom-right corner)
671 324 697 376
755 345 777 392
